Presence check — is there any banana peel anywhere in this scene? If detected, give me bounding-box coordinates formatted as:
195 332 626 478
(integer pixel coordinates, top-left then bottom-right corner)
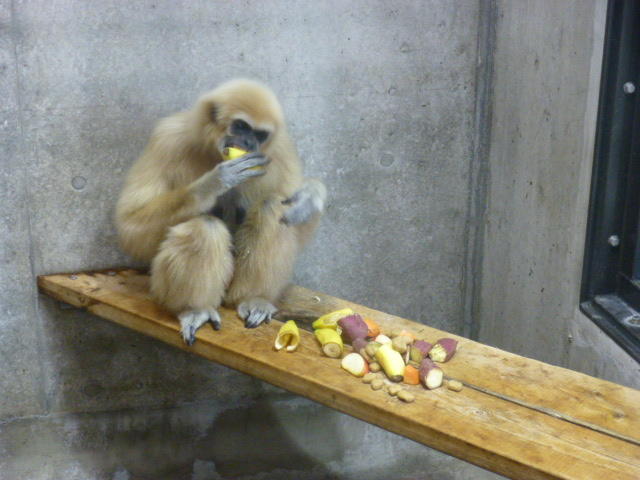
274 320 300 352
312 308 354 330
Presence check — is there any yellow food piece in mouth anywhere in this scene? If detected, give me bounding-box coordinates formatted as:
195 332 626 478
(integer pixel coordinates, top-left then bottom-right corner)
222 146 247 161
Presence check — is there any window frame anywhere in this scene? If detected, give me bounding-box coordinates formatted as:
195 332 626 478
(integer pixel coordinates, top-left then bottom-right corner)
580 0 640 363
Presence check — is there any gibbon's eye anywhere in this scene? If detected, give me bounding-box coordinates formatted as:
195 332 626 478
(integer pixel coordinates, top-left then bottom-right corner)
231 119 252 134
255 130 270 144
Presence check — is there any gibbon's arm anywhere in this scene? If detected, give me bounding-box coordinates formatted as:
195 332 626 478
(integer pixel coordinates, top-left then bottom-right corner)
116 148 268 262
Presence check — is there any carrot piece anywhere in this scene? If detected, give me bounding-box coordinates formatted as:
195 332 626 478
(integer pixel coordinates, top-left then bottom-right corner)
403 364 420 385
362 317 381 338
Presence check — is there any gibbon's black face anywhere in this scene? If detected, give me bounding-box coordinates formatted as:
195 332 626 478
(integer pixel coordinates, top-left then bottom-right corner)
223 118 271 153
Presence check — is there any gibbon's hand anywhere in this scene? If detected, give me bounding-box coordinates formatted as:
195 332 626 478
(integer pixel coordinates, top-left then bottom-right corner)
215 152 270 190
191 153 269 205
281 178 327 226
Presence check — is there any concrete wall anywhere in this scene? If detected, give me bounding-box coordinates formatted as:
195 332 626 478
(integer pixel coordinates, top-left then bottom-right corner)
478 0 640 389
0 1 503 479
4 0 637 478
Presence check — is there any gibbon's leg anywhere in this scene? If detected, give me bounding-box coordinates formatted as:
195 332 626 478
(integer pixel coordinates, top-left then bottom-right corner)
227 179 326 328
150 216 233 345
225 196 301 328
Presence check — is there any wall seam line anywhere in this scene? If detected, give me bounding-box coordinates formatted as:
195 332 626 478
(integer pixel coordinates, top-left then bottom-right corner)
462 0 496 340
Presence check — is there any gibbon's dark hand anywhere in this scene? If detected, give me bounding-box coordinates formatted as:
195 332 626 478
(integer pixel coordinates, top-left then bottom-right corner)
191 153 269 208
281 178 327 226
216 152 270 190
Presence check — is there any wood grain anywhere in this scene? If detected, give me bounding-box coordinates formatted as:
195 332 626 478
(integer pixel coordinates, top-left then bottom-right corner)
38 269 640 480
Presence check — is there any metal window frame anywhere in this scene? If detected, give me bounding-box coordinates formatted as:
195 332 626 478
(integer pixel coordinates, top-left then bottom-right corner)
580 0 640 362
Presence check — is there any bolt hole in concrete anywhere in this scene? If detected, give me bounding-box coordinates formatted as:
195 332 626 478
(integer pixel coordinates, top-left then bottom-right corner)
72 175 87 190
380 153 395 167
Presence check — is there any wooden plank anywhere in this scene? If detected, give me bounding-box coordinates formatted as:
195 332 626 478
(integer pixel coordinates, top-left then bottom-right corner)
277 287 640 442
37 269 640 480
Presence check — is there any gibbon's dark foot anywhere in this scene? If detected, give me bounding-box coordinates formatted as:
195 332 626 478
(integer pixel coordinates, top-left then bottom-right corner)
238 298 277 328
178 308 222 346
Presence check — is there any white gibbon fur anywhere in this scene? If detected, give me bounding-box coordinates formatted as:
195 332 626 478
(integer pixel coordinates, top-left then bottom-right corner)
115 79 326 344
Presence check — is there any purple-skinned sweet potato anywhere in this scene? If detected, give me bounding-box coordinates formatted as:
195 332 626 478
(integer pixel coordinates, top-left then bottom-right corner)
428 338 458 363
419 358 443 389
338 314 369 343
409 340 433 363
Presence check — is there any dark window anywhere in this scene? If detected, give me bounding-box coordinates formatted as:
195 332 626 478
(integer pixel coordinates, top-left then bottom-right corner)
581 0 640 362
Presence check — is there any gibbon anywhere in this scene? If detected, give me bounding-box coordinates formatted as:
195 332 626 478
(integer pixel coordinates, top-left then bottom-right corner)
115 79 326 345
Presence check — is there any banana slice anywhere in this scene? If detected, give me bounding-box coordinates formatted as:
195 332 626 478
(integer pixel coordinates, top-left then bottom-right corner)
275 320 300 352
314 328 344 358
222 146 247 161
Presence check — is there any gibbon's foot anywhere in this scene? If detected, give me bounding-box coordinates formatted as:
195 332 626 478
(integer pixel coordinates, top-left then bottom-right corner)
178 308 222 346
238 298 277 328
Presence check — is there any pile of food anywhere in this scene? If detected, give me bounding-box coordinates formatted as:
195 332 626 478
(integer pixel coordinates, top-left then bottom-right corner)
275 308 462 403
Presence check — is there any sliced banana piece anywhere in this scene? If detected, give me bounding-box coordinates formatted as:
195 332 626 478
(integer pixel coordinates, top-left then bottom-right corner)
275 320 300 352
222 146 248 161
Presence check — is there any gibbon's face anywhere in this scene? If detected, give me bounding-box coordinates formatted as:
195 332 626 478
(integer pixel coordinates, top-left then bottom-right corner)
204 80 283 157
218 115 273 155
